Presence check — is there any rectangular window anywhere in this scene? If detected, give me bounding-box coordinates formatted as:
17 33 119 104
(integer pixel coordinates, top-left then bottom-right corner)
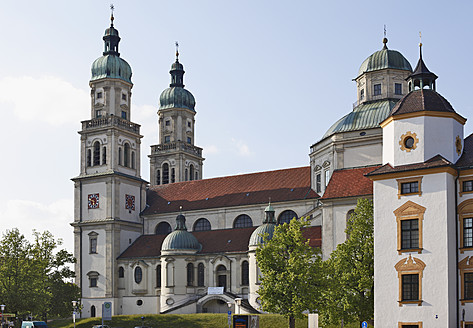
90 238 97 254
95 110 102 118
316 173 321 193
165 120 170 126
464 180 473 192
90 277 97 287
97 92 103 99
360 89 364 100
401 325 419 328
402 274 419 301
121 111 127 119
395 83 402 95
465 272 473 300
373 84 381 96
401 181 419 194
401 219 419 250
188 121 191 128
464 218 473 248
122 93 127 101
187 137 192 144
164 136 170 143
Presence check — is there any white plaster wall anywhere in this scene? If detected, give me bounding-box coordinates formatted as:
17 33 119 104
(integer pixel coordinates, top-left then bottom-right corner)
344 143 381 168
118 182 143 223
119 230 141 254
382 121 395 165
374 172 457 327
82 182 107 221
121 295 158 315
424 116 464 164
392 116 425 166
81 227 107 298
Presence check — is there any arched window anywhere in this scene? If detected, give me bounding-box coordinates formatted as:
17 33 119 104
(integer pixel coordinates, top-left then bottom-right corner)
233 214 253 228
118 266 124 278
124 143 130 167
198 263 205 287
241 261 249 286
162 163 169 184
91 305 96 317
118 147 122 165
190 164 194 181
156 265 161 287
156 170 161 185
134 266 142 284
185 169 188 181
102 146 107 165
93 141 100 166
187 263 194 286
87 149 92 167
278 210 298 225
131 151 135 169
155 222 172 235
193 218 211 231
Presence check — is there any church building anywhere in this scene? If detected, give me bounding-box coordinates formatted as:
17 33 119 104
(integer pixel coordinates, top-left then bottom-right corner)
71 13 473 325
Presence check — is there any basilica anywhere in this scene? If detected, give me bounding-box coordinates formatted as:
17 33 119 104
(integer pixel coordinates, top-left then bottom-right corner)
71 13 473 328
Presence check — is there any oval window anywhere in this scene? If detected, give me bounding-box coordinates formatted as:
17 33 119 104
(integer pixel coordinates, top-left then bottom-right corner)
134 266 143 284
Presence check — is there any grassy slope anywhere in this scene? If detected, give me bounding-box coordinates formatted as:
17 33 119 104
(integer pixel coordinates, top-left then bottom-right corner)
48 314 368 328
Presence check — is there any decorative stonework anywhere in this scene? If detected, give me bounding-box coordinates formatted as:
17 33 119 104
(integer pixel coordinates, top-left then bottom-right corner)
395 255 426 306
399 131 419 152
394 201 425 254
456 135 463 155
459 256 473 304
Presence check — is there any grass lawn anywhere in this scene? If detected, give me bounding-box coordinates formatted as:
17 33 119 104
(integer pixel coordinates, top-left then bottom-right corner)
48 314 371 328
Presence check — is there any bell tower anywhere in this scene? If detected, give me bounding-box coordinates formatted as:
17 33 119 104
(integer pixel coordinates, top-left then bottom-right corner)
71 10 147 318
149 45 204 185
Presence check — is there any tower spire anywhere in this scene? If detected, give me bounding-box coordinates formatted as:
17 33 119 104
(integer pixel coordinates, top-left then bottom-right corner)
407 33 438 92
382 25 388 49
110 4 115 27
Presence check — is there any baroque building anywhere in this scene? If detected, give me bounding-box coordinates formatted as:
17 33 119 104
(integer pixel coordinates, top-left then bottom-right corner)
73 14 473 324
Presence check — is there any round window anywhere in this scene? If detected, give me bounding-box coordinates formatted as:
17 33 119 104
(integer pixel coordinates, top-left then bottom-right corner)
134 266 143 284
166 298 174 305
136 299 143 306
404 136 415 149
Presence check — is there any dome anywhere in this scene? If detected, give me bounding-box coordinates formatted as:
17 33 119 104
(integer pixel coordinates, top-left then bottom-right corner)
249 223 276 247
162 230 201 251
357 42 412 77
91 55 132 84
159 87 196 111
104 26 119 37
390 89 455 116
322 100 397 139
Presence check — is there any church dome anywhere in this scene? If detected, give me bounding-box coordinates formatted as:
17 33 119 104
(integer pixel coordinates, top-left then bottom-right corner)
390 89 455 116
249 223 276 247
357 39 412 77
322 100 397 139
91 55 132 84
159 87 195 111
161 213 201 252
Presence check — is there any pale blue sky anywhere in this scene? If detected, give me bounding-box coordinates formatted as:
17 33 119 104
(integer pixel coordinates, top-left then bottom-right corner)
0 0 471 252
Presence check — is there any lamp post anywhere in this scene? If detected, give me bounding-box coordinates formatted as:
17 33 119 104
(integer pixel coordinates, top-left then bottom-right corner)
72 301 77 328
226 302 233 328
1 304 5 328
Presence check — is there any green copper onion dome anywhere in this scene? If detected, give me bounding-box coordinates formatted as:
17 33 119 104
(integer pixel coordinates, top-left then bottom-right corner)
159 49 196 111
357 38 412 77
91 14 132 84
162 212 201 252
249 202 276 247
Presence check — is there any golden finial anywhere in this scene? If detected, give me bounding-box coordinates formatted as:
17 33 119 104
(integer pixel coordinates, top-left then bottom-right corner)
175 41 179 61
110 4 115 26
382 25 388 49
419 31 422 47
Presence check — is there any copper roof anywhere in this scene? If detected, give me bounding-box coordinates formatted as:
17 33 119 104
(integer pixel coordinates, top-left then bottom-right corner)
321 166 380 200
118 226 321 259
143 167 318 215
390 89 455 116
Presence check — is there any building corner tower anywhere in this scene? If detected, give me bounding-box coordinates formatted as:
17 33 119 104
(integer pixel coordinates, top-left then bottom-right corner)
149 47 204 185
71 13 147 318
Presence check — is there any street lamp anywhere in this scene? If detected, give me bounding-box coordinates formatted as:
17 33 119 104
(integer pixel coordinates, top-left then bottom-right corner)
72 301 77 328
234 298 242 315
226 302 233 328
1 304 5 328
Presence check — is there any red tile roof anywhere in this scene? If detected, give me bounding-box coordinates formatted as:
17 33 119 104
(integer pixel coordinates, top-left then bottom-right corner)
321 166 380 200
118 226 322 259
143 167 318 215
367 155 452 176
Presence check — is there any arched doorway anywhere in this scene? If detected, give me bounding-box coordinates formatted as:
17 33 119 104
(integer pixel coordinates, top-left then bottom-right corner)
217 264 227 292
91 305 96 317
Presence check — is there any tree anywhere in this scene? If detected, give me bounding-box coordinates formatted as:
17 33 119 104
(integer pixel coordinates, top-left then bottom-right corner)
255 218 323 328
0 228 79 320
320 198 374 327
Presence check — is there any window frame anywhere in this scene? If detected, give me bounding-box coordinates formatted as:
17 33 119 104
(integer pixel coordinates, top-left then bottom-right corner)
398 323 422 328
277 210 298 225
373 83 382 96
187 263 194 287
394 201 425 255
459 177 473 197
397 177 423 199
459 199 473 253
233 214 253 228
459 256 473 304
89 232 98 254
87 271 99 288
134 266 143 284
193 218 211 231
395 83 402 95
241 260 249 286
395 255 425 306
197 263 205 287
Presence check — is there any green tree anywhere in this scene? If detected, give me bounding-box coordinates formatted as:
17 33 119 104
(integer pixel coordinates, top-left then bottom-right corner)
320 198 374 327
0 229 79 320
255 218 323 328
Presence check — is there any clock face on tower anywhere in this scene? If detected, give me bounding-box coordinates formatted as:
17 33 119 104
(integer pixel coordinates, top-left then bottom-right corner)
125 194 135 211
88 194 99 209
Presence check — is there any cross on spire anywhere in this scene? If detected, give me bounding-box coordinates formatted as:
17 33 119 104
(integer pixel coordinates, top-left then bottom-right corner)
110 4 115 26
175 41 179 61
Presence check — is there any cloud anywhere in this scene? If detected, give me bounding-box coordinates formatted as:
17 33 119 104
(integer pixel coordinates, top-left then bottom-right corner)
0 198 74 252
232 138 251 157
203 145 219 155
0 76 89 126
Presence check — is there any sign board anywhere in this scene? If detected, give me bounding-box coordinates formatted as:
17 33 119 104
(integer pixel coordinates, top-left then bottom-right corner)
0 314 15 318
233 315 260 328
103 302 112 321
361 321 368 328
207 287 224 295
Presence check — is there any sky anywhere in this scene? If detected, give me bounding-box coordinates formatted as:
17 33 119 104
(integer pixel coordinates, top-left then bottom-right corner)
0 0 472 254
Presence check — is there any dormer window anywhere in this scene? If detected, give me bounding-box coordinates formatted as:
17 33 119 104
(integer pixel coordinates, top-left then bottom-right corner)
373 84 381 96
